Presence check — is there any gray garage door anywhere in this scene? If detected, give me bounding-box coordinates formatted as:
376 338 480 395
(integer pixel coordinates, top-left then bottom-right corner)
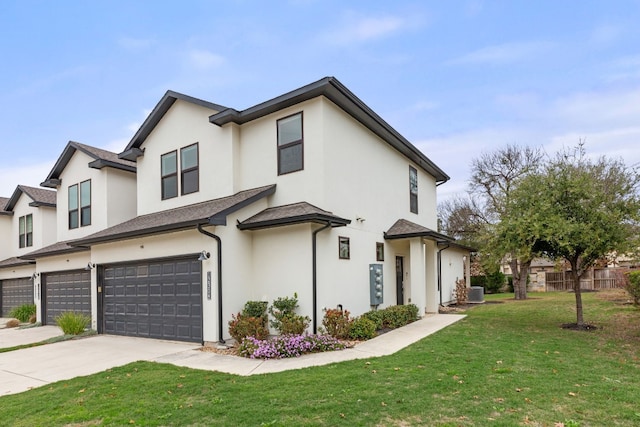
43 270 91 325
102 258 202 343
1 277 34 317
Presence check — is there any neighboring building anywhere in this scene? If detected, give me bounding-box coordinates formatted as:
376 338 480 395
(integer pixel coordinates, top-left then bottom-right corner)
21 141 137 326
0 186 56 316
6 77 471 344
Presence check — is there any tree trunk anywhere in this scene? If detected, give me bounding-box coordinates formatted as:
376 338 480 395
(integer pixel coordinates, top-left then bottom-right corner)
510 257 530 300
569 260 585 326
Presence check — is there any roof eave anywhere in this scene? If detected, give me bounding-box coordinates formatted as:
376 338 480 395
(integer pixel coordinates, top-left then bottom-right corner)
69 220 208 247
238 213 351 231
120 91 228 157
209 77 449 183
88 158 137 173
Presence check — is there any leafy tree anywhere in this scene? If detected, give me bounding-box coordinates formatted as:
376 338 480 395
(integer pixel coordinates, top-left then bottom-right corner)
439 144 543 299
499 144 640 326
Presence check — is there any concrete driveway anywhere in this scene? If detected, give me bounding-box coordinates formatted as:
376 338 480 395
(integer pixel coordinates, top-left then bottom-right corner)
0 334 199 396
0 324 64 348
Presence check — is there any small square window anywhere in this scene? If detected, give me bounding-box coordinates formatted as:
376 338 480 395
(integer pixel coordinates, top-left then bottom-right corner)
376 242 384 261
339 236 350 259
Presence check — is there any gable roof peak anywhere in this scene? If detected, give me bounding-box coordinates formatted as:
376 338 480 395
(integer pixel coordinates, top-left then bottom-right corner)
5 184 57 211
119 90 228 161
41 140 136 188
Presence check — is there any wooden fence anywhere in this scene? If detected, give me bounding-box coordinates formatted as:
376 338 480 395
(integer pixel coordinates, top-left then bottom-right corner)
545 268 625 291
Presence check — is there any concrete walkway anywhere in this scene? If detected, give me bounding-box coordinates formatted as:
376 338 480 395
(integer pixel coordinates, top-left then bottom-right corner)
0 313 465 396
159 313 465 375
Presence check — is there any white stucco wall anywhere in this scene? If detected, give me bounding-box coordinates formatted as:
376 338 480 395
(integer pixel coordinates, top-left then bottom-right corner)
56 151 109 242
105 168 137 227
135 100 231 215
440 246 470 306
8 195 57 259
0 216 10 261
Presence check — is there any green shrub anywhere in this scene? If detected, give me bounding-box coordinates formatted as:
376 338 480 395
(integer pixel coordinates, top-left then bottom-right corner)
55 312 91 335
242 300 268 318
242 301 268 328
228 313 269 344
625 271 640 306
9 304 36 323
349 317 376 340
382 304 419 329
279 314 310 335
269 293 310 334
321 308 352 339
361 310 384 330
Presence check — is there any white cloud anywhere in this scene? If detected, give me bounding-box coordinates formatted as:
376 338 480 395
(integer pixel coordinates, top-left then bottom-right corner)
187 49 226 70
319 13 421 46
590 23 622 46
447 41 553 66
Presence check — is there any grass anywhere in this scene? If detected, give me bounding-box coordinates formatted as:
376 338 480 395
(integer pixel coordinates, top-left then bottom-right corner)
0 330 97 354
1 290 640 426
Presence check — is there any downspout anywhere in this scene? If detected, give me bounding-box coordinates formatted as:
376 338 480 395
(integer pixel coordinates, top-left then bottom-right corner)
437 241 450 306
197 224 225 344
312 221 333 334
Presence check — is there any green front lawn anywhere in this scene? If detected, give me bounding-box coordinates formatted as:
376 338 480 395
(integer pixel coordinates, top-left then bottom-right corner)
1 291 639 426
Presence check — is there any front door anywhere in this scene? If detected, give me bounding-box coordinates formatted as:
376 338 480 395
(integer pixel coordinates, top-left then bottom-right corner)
396 256 404 305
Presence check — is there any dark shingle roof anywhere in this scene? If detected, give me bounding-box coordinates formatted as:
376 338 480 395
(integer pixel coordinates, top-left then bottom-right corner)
384 219 452 241
209 77 449 184
237 202 350 230
42 141 136 188
384 218 476 251
119 91 228 160
5 185 57 211
19 241 88 260
0 197 9 214
0 256 35 268
69 185 276 246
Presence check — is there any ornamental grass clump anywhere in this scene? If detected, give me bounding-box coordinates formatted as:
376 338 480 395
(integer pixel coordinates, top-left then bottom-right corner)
9 304 36 323
55 311 91 335
239 334 346 359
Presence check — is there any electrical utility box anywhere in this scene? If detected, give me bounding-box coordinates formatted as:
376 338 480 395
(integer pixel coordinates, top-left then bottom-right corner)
369 264 383 306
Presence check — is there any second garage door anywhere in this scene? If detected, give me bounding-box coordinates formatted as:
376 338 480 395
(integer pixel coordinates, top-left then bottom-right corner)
1 277 34 317
43 270 91 325
101 258 203 343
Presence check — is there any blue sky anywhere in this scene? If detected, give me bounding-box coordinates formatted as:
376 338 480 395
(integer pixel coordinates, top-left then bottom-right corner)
1 1 639 202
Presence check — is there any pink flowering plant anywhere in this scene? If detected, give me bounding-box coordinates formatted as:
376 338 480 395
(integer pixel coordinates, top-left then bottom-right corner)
239 334 346 359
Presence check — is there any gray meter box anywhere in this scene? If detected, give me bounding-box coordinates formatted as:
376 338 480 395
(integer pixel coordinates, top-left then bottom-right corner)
369 264 383 306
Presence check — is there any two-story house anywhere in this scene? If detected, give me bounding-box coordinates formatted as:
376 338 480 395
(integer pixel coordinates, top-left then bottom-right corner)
21 141 137 325
63 77 472 344
0 186 56 316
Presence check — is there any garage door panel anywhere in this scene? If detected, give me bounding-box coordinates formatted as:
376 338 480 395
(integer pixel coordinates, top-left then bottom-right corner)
43 270 91 325
102 258 202 343
1 278 34 317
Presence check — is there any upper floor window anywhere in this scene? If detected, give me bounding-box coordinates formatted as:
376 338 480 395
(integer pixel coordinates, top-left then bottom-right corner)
277 112 303 175
181 143 199 195
19 214 33 248
409 166 418 214
161 143 199 200
161 151 178 199
69 180 91 229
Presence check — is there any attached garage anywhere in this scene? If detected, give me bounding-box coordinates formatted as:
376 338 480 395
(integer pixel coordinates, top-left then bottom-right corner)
0 277 34 317
42 270 91 325
100 257 203 343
